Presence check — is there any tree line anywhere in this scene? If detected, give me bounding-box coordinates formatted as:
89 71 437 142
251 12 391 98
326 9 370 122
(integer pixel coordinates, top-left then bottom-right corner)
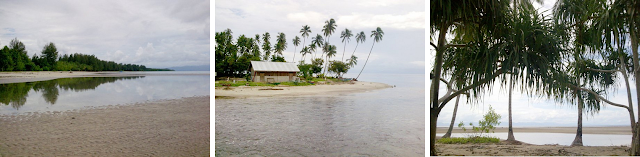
215 18 383 80
0 38 171 72
431 0 640 155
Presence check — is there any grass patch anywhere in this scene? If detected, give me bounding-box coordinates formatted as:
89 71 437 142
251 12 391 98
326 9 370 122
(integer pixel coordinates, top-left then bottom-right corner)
436 136 500 144
215 81 314 87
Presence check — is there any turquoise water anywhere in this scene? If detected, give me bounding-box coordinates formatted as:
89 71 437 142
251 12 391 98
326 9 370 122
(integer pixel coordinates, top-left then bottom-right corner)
215 73 425 156
0 74 209 114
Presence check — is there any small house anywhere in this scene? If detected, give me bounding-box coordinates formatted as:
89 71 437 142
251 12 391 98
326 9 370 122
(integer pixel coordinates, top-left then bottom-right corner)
250 61 300 82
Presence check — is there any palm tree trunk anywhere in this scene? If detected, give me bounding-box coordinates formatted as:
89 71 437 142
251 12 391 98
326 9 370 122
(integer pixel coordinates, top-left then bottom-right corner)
442 95 461 138
293 46 297 63
355 42 375 80
351 42 359 59
342 43 347 62
571 86 584 146
507 76 516 141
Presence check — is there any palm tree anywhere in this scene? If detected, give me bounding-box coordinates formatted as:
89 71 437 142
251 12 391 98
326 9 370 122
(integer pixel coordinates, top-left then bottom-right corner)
300 46 310 63
340 28 353 61
262 32 271 61
311 34 324 60
347 55 357 68
355 27 383 80
351 31 366 60
300 25 312 62
323 18 337 43
292 36 300 62
275 32 287 58
323 43 337 77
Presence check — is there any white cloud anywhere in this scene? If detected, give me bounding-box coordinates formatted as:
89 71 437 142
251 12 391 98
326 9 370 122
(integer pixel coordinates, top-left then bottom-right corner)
338 12 425 30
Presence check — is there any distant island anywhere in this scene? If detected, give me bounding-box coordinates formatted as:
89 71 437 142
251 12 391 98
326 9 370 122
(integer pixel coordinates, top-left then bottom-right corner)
0 38 172 72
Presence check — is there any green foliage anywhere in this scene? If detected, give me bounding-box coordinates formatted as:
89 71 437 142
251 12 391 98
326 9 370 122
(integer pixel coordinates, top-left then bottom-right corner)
271 55 286 62
436 137 501 144
215 81 313 87
458 105 502 136
215 29 263 77
297 63 313 79
328 61 349 78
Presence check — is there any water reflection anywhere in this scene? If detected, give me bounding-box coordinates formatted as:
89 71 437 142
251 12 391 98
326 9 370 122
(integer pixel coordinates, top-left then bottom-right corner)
0 77 143 109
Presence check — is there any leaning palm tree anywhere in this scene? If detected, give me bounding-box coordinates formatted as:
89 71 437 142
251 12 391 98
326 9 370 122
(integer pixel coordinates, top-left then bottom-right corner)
323 18 337 44
292 36 301 62
311 34 324 60
351 31 366 60
355 27 383 80
340 28 353 61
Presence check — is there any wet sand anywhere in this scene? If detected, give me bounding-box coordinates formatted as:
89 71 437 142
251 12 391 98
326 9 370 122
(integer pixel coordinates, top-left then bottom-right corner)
0 96 210 156
0 71 207 84
434 126 633 155
435 143 630 156
215 81 392 98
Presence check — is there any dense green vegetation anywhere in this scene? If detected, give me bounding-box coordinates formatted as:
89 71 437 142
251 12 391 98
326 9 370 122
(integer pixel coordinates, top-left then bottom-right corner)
0 77 143 109
215 19 383 80
0 38 170 72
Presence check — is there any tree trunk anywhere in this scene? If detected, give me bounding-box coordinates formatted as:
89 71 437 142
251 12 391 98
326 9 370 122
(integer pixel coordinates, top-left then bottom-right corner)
631 22 640 155
430 108 440 156
350 42 359 61
442 96 461 138
507 77 516 141
355 42 376 80
571 95 584 146
342 43 347 62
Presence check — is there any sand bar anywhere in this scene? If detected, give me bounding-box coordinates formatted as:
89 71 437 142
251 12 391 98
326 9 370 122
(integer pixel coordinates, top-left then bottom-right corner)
436 126 633 135
0 71 208 84
0 96 210 156
215 81 392 98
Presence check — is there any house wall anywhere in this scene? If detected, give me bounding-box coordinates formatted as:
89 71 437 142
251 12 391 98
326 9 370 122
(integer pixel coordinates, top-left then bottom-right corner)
251 71 299 82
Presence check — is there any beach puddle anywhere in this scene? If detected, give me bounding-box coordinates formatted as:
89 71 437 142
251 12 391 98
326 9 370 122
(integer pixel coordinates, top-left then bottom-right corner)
0 75 209 114
437 132 631 146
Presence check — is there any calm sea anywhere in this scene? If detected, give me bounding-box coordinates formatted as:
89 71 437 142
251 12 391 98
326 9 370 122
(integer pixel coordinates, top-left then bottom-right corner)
0 73 210 115
215 73 425 156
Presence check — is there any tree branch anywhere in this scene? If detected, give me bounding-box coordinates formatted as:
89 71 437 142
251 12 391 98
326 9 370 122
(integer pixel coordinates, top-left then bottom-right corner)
437 77 470 104
438 70 503 110
568 84 629 109
430 42 437 50
447 44 467 48
585 67 619 73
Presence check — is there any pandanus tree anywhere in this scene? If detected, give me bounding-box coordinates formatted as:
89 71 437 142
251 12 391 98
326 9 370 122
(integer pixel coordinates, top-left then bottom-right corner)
430 0 565 155
340 28 353 61
292 36 300 62
553 0 608 146
355 27 383 80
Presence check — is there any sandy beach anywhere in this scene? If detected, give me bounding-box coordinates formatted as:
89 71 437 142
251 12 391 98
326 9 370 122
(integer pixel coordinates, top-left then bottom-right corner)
0 96 210 156
215 81 392 98
434 126 633 155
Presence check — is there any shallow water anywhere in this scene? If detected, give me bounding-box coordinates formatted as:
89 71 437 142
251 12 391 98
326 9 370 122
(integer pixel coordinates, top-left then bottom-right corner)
436 132 631 146
0 75 209 114
215 73 425 156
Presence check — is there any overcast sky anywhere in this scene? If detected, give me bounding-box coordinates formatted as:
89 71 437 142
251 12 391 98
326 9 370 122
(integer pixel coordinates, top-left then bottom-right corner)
431 0 640 128
0 0 210 68
214 0 425 78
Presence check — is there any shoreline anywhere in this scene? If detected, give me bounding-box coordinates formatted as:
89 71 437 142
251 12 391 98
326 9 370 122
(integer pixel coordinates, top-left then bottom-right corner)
0 71 208 84
214 81 392 98
0 96 210 156
436 126 632 135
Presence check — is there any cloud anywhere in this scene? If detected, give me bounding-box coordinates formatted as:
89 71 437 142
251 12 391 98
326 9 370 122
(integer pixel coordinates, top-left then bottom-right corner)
338 12 425 30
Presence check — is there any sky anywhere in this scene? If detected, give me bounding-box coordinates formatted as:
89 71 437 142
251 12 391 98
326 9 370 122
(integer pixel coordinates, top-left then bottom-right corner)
0 0 210 68
214 0 426 79
430 0 640 128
